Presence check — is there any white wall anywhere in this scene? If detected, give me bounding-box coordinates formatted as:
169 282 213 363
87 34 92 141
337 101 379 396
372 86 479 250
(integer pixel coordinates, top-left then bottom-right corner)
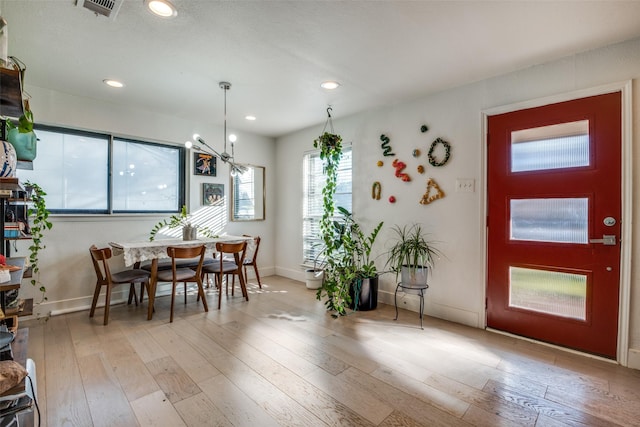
14 85 276 317
274 36 640 367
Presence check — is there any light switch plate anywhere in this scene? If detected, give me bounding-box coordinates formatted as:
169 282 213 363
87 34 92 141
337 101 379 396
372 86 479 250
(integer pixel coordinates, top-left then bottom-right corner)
455 178 475 193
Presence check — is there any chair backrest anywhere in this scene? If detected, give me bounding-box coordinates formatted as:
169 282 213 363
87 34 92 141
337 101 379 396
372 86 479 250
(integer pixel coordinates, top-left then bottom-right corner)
90 245 113 283
242 235 261 265
215 241 247 268
166 245 206 276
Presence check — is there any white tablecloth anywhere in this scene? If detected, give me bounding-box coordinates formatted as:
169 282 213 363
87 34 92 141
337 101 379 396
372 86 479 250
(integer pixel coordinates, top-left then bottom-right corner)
110 235 248 266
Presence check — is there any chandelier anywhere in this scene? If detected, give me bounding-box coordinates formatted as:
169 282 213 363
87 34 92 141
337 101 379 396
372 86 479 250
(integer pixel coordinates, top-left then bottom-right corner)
185 81 247 176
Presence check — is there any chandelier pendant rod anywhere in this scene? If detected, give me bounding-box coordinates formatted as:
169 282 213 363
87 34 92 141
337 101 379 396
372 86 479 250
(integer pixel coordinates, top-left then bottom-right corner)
220 81 231 157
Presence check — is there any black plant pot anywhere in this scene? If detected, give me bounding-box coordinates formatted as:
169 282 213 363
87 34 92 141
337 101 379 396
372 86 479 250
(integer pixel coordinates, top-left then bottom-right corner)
350 276 378 311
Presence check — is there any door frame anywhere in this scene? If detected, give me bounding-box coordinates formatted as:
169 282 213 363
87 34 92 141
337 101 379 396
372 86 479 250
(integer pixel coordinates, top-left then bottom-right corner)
480 80 632 365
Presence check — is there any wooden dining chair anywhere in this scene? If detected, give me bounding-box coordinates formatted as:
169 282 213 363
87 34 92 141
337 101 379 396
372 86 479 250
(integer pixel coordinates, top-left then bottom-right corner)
89 245 151 325
156 245 208 323
242 235 262 288
201 241 248 309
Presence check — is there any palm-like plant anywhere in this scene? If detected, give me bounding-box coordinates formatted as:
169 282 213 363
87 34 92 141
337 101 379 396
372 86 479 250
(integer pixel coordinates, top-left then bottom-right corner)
385 224 441 283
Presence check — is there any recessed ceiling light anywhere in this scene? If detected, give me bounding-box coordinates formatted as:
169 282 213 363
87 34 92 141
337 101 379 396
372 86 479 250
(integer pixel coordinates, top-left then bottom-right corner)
145 0 178 18
245 115 256 121
103 79 124 88
320 81 340 90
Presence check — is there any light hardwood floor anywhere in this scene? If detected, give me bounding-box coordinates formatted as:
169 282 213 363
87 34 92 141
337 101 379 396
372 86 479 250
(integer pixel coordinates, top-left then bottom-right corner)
20 275 640 426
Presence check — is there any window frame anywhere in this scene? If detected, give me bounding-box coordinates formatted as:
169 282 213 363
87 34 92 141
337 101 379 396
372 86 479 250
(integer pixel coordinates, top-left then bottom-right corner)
302 146 352 266
19 124 186 215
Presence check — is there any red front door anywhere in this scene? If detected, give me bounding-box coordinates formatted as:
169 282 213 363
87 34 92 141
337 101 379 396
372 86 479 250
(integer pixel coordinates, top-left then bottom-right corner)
487 92 622 358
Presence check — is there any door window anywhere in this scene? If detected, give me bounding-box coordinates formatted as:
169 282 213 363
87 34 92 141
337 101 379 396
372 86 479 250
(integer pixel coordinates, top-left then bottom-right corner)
511 120 590 172
509 266 588 321
510 198 588 244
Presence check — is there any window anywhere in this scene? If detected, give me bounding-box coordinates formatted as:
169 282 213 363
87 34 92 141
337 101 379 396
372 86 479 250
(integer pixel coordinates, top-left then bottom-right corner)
16 125 185 213
231 165 265 221
511 120 590 172
302 147 352 265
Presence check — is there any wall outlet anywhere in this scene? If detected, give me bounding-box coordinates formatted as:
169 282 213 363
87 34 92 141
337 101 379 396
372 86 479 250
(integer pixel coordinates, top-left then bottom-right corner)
455 178 475 193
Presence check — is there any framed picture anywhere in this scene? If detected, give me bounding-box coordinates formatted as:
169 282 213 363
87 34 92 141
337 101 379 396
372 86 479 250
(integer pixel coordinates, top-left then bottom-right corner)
203 183 224 205
194 152 216 176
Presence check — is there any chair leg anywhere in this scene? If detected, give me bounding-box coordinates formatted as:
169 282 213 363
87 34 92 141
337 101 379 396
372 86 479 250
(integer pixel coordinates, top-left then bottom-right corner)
197 277 208 312
128 283 138 306
238 271 249 302
104 284 112 325
217 273 223 309
184 282 188 305
139 281 145 303
170 280 178 323
253 264 262 288
90 281 101 318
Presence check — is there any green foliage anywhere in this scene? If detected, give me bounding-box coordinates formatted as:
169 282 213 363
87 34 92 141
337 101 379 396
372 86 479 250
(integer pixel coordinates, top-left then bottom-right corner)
25 181 52 302
5 109 35 133
336 206 383 279
316 205 384 317
385 224 442 281
312 131 385 317
313 132 343 253
149 205 214 241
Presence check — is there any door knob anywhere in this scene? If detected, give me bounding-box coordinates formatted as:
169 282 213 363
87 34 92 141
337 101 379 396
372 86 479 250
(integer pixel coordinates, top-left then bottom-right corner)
589 235 616 245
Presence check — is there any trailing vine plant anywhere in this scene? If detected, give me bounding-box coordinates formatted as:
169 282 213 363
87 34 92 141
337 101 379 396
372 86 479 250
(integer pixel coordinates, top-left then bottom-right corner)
312 107 350 316
25 181 53 302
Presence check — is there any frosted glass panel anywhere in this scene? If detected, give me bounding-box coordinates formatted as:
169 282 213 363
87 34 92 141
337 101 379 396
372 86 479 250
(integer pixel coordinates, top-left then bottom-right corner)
511 120 589 172
510 267 587 320
511 198 588 244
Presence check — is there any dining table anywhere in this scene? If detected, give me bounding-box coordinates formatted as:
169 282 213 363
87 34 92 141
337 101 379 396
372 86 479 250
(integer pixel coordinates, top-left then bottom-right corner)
110 235 249 320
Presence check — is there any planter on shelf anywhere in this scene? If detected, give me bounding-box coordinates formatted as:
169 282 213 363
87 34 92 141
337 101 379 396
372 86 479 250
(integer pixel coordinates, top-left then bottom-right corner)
385 224 441 286
6 127 37 161
5 109 38 162
400 264 429 288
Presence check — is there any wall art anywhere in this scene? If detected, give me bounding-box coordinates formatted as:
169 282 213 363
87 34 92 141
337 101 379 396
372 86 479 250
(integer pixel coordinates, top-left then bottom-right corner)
203 183 224 205
194 152 216 176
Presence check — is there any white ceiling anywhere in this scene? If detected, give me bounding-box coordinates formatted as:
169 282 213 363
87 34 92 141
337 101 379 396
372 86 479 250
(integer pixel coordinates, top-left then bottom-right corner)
2 1 640 138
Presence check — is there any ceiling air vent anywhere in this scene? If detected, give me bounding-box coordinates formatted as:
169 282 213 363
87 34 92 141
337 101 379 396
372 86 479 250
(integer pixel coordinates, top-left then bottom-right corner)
76 0 124 20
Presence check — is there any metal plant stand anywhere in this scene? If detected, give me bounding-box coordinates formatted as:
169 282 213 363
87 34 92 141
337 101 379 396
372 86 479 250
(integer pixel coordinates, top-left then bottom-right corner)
394 282 429 329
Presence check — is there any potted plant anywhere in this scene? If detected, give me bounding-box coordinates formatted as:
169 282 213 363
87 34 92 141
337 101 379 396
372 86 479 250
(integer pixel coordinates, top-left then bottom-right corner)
305 262 324 290
304 240 327 289
385 224 442 288
25 181 52 302
312 131 348 315
5 108 37 162
336 207 383 311
312 207 384 313
149 205 213 241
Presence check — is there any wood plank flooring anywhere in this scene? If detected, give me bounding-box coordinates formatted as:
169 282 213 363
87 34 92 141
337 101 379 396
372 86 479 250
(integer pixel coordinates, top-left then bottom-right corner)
20 275 640 426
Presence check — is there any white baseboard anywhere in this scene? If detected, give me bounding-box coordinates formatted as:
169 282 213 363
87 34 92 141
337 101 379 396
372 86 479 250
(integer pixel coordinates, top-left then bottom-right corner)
24 266 277 320
379 289 480 328
627 348 640 370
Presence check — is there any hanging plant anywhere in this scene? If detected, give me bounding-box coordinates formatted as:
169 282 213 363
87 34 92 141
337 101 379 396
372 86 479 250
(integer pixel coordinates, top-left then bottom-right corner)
25 181 53 302
312 108 350 316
